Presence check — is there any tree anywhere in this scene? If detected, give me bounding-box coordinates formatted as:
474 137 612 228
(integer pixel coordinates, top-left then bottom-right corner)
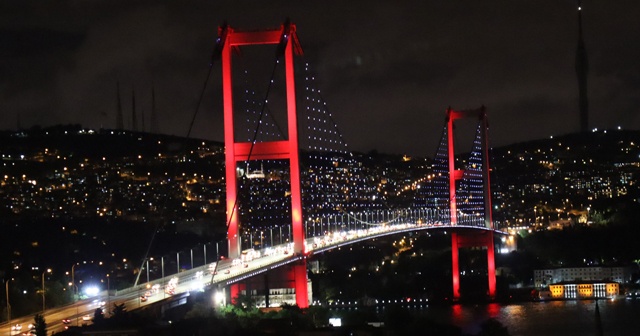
230 294 258 315
108 303 131 328
305 305 331 328
33 313 46 336
185 301 214 319
218 294 260 329
93 307 105 325
111 302 127 319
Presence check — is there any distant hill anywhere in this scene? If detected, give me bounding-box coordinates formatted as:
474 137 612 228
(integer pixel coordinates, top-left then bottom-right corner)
0 124 224 159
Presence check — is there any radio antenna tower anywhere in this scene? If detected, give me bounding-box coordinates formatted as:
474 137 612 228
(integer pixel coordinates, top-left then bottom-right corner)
575 0 589 132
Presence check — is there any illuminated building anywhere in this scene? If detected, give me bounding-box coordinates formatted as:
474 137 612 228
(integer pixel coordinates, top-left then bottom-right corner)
539 282 619 300
534 266 630 288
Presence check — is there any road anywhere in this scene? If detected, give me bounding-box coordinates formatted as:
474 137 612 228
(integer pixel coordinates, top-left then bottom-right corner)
1 222 502 335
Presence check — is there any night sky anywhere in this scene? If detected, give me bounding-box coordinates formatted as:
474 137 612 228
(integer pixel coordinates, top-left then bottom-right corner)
2 1 639 156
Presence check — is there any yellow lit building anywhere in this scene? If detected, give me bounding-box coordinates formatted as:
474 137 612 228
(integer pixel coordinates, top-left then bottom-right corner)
534 266 630 287
540 282 619 300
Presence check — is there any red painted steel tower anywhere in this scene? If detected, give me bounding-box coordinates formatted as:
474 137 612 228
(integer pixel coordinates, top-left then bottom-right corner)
446 106 496 301
219 22 309 307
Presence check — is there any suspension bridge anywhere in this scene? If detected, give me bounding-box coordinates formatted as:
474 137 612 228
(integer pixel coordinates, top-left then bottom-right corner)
0 21 507 335
214 21 503 308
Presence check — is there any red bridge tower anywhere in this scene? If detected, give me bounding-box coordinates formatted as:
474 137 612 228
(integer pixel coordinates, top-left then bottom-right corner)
446 107 496 301
219 22 308 307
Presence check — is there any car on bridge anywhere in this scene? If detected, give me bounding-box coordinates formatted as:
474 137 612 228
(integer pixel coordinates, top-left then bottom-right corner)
11 324 22 333
165 277 178 295
241 248 260 262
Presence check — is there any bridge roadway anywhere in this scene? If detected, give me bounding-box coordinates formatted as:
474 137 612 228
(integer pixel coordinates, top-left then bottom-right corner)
0 222 503 335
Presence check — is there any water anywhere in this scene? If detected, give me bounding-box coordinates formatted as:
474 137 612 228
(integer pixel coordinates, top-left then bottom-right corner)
417 299 640 336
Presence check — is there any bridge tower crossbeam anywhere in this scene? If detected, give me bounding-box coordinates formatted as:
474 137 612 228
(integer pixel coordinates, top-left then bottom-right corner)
218 21 309 308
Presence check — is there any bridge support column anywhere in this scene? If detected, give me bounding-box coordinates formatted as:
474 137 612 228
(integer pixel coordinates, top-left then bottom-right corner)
293 259 309 308
452 232 460 300
230 283 242 304
263 273 270 308
237 259 310 308
487 236 496 299
451 230 496 301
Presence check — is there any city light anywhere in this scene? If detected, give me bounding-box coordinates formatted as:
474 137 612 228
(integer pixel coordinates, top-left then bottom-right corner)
84 286 100 297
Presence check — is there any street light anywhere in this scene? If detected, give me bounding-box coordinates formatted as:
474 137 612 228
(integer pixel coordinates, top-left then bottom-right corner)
161 256 165 299
146 259 150 284
106 274 110 317
5 278 12 324
71 263 77 301
41 268 51 311
68 281 78 302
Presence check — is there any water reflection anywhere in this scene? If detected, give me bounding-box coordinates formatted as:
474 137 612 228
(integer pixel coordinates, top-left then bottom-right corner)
334 299 640 335
440 299 640 336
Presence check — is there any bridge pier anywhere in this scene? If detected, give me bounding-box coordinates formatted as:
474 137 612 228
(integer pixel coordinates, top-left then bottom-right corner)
292 259 309 307
228 259 310 308
451 231 496 301
230 283 241 304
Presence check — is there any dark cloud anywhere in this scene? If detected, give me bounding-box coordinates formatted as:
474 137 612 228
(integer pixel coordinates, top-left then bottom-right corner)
2 0 640 156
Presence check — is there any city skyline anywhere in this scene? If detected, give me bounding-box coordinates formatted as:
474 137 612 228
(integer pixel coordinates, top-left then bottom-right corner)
2 0 640 156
